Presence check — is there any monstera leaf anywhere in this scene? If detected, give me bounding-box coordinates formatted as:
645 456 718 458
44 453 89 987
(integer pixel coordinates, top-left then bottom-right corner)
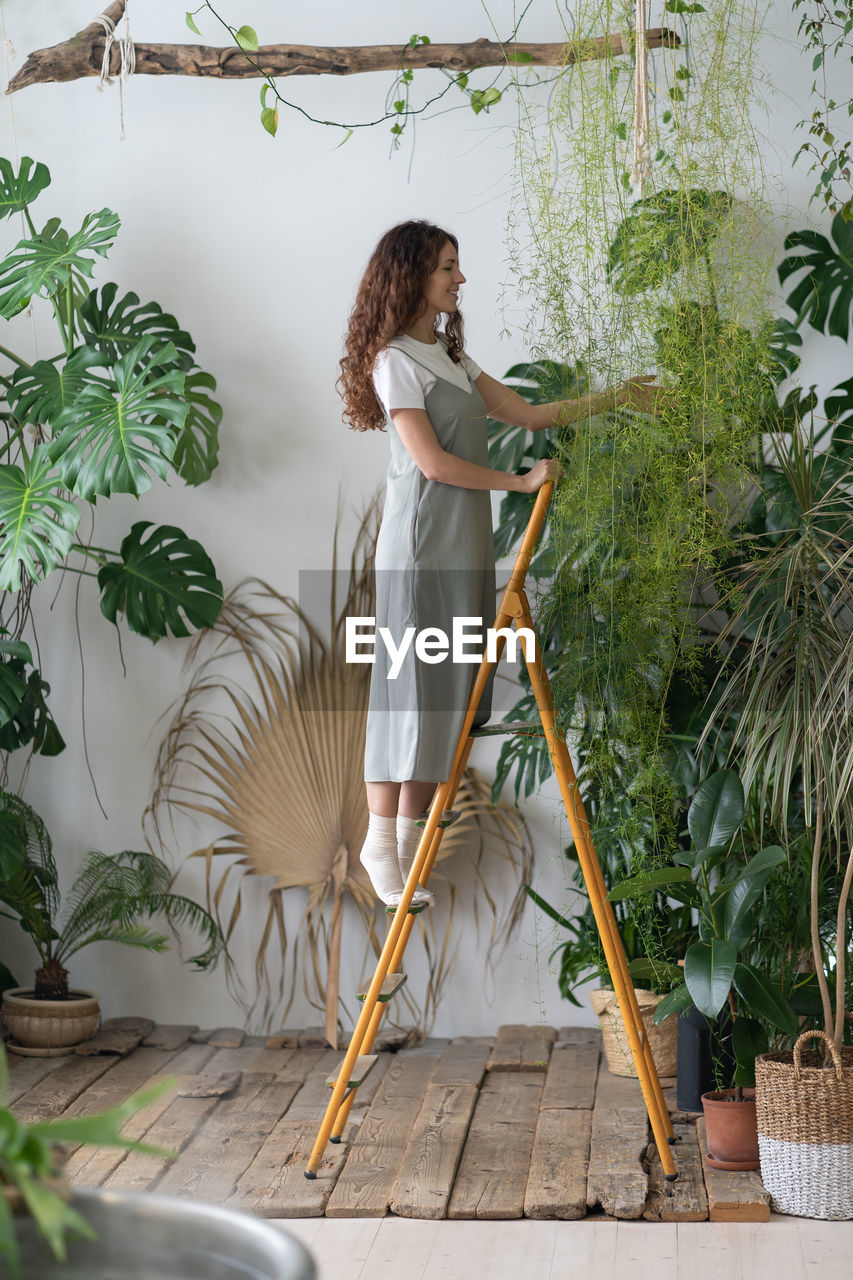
0 445 81 591
0 156 50 220
51 337 187 501
7 346 106 428
0 209 120 318
607 188 733 294
97 521 223 639
765 317 802 383
0 639 64 756
78 283 195 367
171 369 221 485
0 637 30 729
778 211 853 341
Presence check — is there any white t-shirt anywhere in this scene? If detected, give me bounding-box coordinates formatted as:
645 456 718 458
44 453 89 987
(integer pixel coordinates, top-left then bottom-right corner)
373 334 483 419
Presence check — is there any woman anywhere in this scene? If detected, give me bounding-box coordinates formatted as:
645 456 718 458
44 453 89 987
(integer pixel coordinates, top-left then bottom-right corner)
339 219 659 906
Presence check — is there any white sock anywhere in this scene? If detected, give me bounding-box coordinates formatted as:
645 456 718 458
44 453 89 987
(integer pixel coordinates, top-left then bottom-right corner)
396 815 434 905
359 812 404 904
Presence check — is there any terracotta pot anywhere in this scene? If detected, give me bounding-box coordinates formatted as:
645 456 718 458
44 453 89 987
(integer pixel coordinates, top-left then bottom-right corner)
701 1088 759 1170
0 988 100 1056
589 986 677 1078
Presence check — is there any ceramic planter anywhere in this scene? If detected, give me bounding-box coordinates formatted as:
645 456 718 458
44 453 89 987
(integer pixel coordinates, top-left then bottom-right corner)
13 1185 315 1278
0 988 100 1055
701 1088 759 1170
589 986 677 1078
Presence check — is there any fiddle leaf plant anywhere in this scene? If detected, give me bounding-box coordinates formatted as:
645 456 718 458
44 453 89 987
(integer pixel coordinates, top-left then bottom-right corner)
0 155 223 762
609 770 799 1087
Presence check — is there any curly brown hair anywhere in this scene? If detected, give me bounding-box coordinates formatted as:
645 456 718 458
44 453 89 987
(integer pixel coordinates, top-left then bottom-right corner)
338 220 465 432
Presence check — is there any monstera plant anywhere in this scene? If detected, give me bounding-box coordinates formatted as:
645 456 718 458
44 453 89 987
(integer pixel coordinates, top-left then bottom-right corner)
0 155 223 766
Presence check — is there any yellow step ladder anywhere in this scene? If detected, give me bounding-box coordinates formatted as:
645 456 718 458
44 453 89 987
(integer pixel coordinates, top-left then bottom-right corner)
305 480 677 1181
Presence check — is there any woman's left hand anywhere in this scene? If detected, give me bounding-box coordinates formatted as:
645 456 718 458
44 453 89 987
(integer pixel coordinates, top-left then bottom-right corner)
614 374 675 415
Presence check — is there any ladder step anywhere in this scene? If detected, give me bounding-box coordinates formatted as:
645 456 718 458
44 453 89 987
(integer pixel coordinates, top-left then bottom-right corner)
326 1054 378 1089
470 721 546 737
415 808 461 828
356 973 408 1003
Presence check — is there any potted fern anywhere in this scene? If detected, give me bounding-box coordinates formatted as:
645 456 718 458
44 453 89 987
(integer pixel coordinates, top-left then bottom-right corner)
0 791 222 1054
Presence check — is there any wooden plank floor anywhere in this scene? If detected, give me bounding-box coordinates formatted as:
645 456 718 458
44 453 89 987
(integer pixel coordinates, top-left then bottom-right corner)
6 1022 773 1223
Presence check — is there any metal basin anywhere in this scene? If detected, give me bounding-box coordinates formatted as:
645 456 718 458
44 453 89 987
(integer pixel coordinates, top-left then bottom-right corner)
15 1186 315 1279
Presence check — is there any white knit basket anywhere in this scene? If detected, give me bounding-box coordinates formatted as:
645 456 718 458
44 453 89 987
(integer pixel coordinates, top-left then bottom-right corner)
755 1030 853 1220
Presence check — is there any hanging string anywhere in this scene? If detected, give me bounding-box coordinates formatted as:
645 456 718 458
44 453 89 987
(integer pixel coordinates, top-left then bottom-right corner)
630 0 651 194
0 0 39 361
95 2 135 140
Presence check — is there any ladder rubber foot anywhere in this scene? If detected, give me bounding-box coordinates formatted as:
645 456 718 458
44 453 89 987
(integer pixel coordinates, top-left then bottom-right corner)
304 1171 317 1180
664 1173 678 1182
329 1136 341 1145
668 1136 677 1145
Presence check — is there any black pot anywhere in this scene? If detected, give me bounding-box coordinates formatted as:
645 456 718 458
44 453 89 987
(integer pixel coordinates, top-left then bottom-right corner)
676 1005 735 1112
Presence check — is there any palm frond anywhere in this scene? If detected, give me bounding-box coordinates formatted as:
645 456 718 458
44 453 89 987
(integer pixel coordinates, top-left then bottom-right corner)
145 499 533 1041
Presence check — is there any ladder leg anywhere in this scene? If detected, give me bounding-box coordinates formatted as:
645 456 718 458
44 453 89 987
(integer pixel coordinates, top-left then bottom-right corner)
519 607 677 1176
330 906 417 1141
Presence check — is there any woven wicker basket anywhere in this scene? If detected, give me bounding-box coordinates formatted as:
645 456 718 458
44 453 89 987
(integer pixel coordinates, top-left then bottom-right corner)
755 1030 853 1220
589 986 677 1078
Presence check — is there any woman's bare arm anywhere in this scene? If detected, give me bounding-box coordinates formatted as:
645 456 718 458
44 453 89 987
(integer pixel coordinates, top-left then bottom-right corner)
390 408 558 492
474 370 667 432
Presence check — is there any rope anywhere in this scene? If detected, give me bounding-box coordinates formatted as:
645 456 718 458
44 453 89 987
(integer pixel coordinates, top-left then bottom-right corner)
630 0 651 194
95 3 135 140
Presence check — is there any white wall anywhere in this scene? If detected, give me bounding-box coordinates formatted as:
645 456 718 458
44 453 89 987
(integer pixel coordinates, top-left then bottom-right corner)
0 0 843 1036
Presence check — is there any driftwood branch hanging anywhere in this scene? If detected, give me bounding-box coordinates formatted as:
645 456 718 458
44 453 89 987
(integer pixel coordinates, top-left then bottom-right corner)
7 1 679 95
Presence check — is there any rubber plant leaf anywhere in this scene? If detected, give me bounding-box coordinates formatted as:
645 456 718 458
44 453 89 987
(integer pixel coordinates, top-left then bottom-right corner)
0 156 50 220
51 337 187 501
731 1015 769 1088
607 188 732 294
0 209 120 318
723 845 786 940
0 446 80 591
97 521 223 639
687 769 744 852
7 346 106 429
778 211 853 341
683 938 737 1019
732 962 799 1036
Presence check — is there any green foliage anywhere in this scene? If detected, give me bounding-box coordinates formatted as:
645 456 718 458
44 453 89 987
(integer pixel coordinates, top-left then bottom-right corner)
0 791 224 985
610 770 797 1085
0 155 223 763
0 210 120 319
791 0 853 220
778 211 853 340
0 157 50 220
97 522 223 640
0 445 81 592
0 1049 175 1280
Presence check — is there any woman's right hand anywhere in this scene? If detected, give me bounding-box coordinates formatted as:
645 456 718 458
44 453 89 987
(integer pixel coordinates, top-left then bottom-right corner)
519 457 561 494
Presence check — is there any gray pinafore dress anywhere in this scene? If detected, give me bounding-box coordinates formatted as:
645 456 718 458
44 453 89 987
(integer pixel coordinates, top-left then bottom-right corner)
364 356 495 782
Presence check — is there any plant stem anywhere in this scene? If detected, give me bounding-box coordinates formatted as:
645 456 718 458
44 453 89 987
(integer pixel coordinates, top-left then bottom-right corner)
0 344 29 368
833 844 853 1047
809 798 834 1037
0 424 26 460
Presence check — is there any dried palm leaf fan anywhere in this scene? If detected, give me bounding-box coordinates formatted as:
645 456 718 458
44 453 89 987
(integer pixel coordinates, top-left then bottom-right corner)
145 501 533 1045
